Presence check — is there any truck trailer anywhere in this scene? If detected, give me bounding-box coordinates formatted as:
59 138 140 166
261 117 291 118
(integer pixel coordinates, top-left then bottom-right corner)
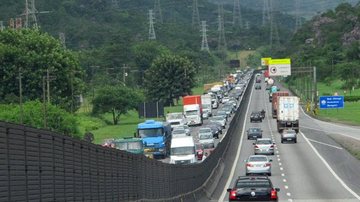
276 96 300 133
272 91 290 118
183 95 203 126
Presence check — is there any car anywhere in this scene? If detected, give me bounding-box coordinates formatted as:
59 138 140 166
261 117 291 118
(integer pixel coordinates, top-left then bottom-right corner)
217 110 228 120
210 116 226 128
173 125 191 136
247 127 263 140
245 155 272 176
172 129 187 137
254 138 275 155
250 112 262 122
255 84 261 90
227 176 280 201
281 129 297 143
222 96 230 103
198 128 215 148
195 143 204 160
204 123 220 139
221 106 233 117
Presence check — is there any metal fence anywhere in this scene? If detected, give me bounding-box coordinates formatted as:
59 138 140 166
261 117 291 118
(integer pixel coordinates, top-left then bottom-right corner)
0 75 254 202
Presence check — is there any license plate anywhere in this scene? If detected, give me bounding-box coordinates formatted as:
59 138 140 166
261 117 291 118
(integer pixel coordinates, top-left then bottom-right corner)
287 138 292 141
253 136 257 138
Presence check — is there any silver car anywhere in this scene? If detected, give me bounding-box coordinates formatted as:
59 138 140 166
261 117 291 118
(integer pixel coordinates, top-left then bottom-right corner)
281 129 297 143
172 129 187 137
254 138 275 155
245 155 272 176
173 125 191 136
210 116 226 128
198 128 215 148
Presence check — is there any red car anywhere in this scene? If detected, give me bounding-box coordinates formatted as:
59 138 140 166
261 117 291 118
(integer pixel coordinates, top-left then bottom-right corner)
195 143 204 160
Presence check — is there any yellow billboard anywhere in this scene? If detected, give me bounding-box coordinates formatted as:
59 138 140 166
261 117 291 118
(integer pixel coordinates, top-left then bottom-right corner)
261 57 271 66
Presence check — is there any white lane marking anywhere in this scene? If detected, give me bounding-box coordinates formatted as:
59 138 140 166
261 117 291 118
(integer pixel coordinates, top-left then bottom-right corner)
281 173 285 177
283 179 287 182
277 155 280 158
276 150 279 154
285 185 289 189
302 125 360 141
288 199 293 202
307 138 343 150
300 107 360 140
279 162 282 166
280 167 283 171
287 193 291 197
278 158 281 161
219 78 256 202
300 131 360 200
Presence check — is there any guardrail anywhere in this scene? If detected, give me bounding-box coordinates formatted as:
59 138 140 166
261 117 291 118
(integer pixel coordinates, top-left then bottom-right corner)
0 74 255 202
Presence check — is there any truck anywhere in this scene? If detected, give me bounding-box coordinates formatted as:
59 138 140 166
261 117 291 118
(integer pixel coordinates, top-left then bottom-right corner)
203 82 223 92
137 120 171 159
201 94 212 119
209 92 219 109
169 136 196 165
272 91 290 118
183 95 203 126
277 96 300 133
166 112 186 130
113 138 143 154
268 85 279 102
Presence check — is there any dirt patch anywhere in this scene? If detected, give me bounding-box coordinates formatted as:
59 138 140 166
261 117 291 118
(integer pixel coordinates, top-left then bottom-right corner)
328 134 360 160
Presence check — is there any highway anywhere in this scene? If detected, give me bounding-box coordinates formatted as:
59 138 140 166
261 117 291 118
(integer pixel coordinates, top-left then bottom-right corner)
215 76 360 202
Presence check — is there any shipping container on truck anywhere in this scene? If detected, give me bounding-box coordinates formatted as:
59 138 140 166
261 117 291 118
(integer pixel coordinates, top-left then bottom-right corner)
272 91 290 118
201 94 212 118
276 96 300 133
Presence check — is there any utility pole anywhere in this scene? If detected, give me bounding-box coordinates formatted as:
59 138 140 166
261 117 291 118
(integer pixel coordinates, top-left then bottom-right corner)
217 3 226 52
154 0 163 24
42 76 47 128
111 0 119 9
200 21 209 52
262 0 270 26
232 0 243 28
22 0 50 28
59 32 66 48
18 68 24 124
269 0 280 54
294 0 302 32
148 9 156 40
122 64 128 87
192 0 200 28
0 21 4 31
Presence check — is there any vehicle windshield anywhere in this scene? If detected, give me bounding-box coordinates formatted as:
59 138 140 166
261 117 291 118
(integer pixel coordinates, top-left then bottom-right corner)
171 146 195 155
199 134 212 140
167 113 183 120
115 141 142 150
173 130 186 134
199 128 211 133
249 156 268 162
249 128 261 133
236 180 271 188
170 122 181 126
217 111 226 115
195 144 203 150
256 140 272 144
212 116 224 120
185 110 198 116
138 128 163 138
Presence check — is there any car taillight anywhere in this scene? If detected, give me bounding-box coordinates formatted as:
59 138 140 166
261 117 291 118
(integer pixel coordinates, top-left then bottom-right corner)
255 145 259 148
229 190 237 200
270 145 274 148
271 189 277 199
198 151 203 155
264 163 271 167
246 163 253 167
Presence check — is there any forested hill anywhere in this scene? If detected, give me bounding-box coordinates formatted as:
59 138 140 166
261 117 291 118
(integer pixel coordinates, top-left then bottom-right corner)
284 3 360 88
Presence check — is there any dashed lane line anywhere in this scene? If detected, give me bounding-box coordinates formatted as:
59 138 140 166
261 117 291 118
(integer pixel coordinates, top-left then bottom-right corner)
307 138 343 150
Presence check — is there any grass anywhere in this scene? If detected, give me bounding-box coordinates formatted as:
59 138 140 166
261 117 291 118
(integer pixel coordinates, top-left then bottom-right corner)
328 134 360 161
317 102 360 125
317 80 360 96
227 50 255 68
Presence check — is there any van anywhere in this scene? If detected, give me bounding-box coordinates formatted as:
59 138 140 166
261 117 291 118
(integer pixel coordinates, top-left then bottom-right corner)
169 136 196 164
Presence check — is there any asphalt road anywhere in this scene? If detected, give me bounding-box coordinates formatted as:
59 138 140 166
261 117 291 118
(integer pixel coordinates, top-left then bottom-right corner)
215 77 360 202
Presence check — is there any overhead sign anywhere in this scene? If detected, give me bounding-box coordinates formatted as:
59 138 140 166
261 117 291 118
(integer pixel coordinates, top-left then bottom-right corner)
261 57 271 66
268 58 291 76
319 96 344 109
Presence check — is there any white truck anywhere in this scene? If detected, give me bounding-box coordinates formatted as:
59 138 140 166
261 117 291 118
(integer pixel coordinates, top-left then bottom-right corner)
183 105 202 126
201 94 212 119
166 112 186 130
169 136 196 164
276 96 300 133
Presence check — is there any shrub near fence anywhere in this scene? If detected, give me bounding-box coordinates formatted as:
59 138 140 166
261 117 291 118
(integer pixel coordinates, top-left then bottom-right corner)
0 74 254 202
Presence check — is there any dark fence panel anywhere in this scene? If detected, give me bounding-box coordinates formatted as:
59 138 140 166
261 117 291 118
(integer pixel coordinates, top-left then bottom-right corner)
0 74 255 202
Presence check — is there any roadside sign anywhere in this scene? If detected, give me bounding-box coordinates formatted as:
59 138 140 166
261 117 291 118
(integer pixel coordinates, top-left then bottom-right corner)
261 57 271 66
319 96 344 109
268 58 291 76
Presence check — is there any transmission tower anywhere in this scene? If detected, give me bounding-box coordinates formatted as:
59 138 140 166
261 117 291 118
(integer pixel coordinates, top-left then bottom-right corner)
295 1 301 31
111 0 119 9
269 0 280 52
22 0 49 28
0 21 4 31
154 0 163 24
232 0 243 27
148 9 156 40
200 21 209 52
217 4 227 52
192 0 200 28
262 0 271 26
59 32 66 48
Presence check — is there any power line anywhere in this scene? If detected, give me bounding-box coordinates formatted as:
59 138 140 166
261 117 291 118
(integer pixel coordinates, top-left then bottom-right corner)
154 0 163 24
217 3 226 52
262 0 270 26
111 0 119 9
232 0 243 28
200 21 209 52
148 9 156 40
269 0 280 53
21 0 50 28
192 0 200 28
295 0 302 32
0 21 4 31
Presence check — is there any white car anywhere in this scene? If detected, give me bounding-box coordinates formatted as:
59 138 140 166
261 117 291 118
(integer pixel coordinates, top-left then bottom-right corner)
245 155 272 176
198 128 215 148
210 116 226 128
172 129 187 137
173 125 191 136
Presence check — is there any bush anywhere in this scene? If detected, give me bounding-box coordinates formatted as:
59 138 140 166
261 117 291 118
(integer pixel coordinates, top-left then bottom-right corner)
345 96 360 102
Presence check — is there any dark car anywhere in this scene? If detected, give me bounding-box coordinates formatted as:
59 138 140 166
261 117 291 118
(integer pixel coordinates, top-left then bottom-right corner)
227 176 280 201
255 84 261 90
247 127 263 140
250 112 262 122
204 123 221 139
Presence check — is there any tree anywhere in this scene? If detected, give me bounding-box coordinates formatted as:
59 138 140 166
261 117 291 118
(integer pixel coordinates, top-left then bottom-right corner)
0 100 80 138
92 86 143 125
144 54 196 106
0 29 84 111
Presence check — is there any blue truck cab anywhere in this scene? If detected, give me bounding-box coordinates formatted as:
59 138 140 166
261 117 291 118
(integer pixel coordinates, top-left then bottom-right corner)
137 120 171 159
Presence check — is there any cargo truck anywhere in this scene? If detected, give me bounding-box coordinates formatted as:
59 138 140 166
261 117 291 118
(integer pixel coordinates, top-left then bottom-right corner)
166 112 186 130
113 138 143 154
276 96 300 133
201 94 212 119
183 95 203 126
272 91 290 118
137 120 171 159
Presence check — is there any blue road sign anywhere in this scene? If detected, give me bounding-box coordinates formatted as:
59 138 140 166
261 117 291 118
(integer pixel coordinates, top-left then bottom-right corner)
319 96 344 109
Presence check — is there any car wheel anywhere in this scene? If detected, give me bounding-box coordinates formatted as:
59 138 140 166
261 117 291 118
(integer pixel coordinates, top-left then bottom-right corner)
268 173 272 176
271 152 274 155
294 139 297 143
281 139 284 143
